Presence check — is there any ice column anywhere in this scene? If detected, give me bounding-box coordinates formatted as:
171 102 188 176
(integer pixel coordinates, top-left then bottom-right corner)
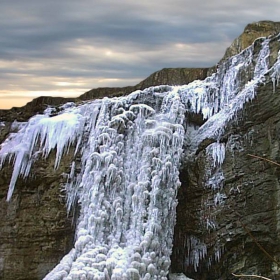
42 88 186 280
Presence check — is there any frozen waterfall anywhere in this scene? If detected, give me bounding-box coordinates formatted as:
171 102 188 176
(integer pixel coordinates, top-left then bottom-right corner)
0 35 280 279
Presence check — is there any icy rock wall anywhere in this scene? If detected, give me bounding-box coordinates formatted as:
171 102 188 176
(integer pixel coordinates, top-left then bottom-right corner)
173 35 280 275
0 34 280 279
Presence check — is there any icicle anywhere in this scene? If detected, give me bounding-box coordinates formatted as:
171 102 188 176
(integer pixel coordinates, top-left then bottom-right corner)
271 50 280 92
254 38 270 78
0 109 86 201
206 142 226 167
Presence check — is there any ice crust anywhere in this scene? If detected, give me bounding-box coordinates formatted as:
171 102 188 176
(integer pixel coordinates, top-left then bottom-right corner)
0 35 280 278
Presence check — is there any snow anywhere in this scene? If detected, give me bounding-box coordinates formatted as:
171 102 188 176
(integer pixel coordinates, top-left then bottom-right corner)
0 34 279 278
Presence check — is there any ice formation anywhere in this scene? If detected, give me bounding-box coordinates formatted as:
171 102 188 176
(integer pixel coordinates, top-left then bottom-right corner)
0 34 280 279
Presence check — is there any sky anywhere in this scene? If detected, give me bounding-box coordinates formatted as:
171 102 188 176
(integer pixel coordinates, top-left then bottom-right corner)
0 0 280 109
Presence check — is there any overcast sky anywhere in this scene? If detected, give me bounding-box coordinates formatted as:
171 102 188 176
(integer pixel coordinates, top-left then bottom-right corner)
0 0 279 109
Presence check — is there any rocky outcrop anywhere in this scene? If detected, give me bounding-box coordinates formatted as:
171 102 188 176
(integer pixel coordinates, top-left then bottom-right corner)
1 21 280 280
207 20 280 76
80 68 209 101
135 68 209 89
0 96 76 122
224 21 280 60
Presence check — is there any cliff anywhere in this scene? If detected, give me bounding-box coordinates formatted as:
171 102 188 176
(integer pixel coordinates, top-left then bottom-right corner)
223 20 280 60
1 21 280 280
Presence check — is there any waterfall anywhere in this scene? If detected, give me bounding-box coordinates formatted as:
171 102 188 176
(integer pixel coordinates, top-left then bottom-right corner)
0 35 280 279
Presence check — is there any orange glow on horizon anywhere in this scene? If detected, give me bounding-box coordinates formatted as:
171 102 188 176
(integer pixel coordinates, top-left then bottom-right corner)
0 97 33 110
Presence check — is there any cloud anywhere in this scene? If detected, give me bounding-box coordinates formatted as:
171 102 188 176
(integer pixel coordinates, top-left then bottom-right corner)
0 0 280 109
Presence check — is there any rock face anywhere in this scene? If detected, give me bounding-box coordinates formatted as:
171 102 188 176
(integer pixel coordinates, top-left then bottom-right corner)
171 32 280 279
1 20 280 280
223 20 280 60
207 20 280 76
0 147 76 280
0 96 76 122
172 81 280 279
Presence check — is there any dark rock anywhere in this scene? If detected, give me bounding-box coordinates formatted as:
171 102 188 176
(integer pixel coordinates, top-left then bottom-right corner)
0 96 76 122
0 150 75 280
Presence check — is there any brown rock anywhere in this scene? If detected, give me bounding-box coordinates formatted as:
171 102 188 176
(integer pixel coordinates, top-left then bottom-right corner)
224 21 280 59
0 151 75 280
